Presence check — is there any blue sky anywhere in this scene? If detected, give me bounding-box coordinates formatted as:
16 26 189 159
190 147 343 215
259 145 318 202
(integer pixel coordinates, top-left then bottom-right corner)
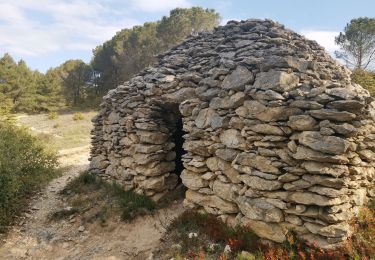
0 0 374 72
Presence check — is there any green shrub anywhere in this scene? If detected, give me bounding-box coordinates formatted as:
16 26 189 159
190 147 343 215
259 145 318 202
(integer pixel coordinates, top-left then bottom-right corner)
0 122 59 232
352 69 375 96
47 111 58 120
0 102 15 124
72 112 84 121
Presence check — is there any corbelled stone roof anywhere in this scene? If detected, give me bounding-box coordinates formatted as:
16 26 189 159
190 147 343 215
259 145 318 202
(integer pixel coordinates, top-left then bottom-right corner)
90 19 375 247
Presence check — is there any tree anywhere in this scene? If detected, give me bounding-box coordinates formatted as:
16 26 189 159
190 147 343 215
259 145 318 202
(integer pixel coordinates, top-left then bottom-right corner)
34 69 66 111
335 17 375 70
56 60 92 106
0 55 37 112
157 7 220 48
0 54 17 112
352 69 375 96
91 7 220 96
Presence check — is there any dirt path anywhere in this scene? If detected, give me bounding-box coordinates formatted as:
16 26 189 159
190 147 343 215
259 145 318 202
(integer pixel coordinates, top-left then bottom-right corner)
0 146 183 260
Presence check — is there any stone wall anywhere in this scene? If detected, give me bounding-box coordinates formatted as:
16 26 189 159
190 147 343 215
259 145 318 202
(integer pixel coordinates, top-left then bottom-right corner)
89 19 375 247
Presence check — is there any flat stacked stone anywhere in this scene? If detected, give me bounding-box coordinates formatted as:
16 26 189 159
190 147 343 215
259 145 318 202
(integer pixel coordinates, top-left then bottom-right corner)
89 19 375 247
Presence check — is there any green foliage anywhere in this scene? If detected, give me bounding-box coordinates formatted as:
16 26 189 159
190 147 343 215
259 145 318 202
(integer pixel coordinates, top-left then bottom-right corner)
0 122 59 231
61 171 156 221
47 111 58 120
91 7 220 95
34 69 66 111
72 112 84 121
55 60 92 106
0 53 66 113
352 69 375 96
0 99 15 124
0 8 220 111
335 17 375 69
157 7 220 48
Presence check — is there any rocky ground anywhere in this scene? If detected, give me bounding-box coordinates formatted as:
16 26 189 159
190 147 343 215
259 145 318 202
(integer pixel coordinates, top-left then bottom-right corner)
0 114 184 260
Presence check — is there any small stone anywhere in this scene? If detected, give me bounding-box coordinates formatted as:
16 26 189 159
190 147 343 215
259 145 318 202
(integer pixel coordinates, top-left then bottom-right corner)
318 223 351 238
242 218 286 243
234 153 280 174
285 215 303 226
138 131 169 144
309 109 356 122
326 100 364 113
250 124 285 135
289 192 344 206
278 173 299 182
325 87 356 100
237 196 284 222
240 175 282 191
358 149 375 161
181 170 208 190
293 146 349 164
220 129 246 149
224 244 232 253
213 180 233 201
290 100 323 110
78 226 85 232
188 232 198 238
287 115 317 131
185 190 238 213
215 148 238 161
302 161 349 177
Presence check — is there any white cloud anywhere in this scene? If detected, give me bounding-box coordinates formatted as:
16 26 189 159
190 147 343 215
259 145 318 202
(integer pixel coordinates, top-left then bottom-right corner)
300 30 340 53
0 1 139 57
129 0 191 12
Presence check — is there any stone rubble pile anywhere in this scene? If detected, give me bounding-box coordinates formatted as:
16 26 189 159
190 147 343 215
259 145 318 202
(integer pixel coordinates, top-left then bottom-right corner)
89 19 375 247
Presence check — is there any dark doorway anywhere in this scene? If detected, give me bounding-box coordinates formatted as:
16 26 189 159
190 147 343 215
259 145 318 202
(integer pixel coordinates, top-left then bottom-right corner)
172 117 186 182
158 102 187 182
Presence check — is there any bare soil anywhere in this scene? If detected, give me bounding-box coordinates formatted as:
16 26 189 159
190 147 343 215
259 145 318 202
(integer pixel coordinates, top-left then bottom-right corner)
0 113 184 260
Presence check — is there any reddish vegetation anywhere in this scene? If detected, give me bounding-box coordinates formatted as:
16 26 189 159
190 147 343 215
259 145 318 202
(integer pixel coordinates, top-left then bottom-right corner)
169 205 375 259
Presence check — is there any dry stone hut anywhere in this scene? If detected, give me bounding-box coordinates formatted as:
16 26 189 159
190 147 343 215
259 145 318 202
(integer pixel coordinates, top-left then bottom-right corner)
89 19 375 246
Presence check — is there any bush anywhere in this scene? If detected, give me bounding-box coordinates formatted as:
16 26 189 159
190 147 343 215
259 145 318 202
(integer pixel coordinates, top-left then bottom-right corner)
72 112 84 121
352 69 375 96
47 111 58 120
0 122 59 232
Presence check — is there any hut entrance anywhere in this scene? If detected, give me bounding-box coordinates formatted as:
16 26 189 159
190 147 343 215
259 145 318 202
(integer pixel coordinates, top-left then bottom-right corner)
172 117 186 182
158 102 186 182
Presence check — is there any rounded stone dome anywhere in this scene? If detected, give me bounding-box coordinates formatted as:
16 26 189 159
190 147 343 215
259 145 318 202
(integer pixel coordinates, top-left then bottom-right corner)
90 19 375 247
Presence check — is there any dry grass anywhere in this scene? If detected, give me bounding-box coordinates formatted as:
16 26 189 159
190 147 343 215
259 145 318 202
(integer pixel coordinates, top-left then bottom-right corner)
16 110 96 151
51 171 186 229
52 171 157 224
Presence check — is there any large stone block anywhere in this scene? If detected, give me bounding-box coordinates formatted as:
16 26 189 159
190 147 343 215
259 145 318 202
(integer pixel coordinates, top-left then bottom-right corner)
234 153 280 174
186 190 238 213
181 170 208 190
253 70 299 92
242 218 286 243
221 66 254 90
298 131 349 155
